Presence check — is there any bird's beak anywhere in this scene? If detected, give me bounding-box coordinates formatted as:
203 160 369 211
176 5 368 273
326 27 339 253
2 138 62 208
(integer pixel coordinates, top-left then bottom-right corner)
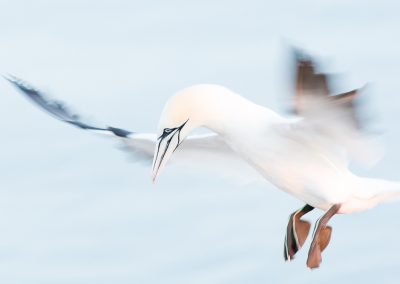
151 121 188 183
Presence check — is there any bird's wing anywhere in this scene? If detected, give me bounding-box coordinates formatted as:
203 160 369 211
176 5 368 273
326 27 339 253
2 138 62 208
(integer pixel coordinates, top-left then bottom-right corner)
118 132 262 183
292 50 361 130
286 50 381 167
7 76 262 183
5 75 134 138
173 133 263 183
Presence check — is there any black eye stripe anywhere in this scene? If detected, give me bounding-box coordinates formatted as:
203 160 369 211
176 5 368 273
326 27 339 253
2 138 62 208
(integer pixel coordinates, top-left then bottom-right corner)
158 127 177 140
157 119 189 140
164 128 174 133
153 119 190 171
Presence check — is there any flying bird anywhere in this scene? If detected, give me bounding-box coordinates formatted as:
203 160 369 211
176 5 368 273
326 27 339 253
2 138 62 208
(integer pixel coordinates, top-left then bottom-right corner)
6 50 400 269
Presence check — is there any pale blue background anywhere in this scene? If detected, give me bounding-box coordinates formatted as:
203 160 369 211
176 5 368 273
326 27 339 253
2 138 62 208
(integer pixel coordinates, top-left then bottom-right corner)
1 1 400 283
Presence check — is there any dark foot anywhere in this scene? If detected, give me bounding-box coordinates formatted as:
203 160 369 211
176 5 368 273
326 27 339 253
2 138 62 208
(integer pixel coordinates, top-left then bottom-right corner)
306 204 340 269
284 205 314 261
295 219 311 249
319 226 332 252
307 238 322 269
306 226 332 269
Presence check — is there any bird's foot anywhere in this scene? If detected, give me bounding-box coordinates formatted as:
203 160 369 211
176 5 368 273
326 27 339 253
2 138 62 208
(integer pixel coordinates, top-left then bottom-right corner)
284 213 311 261
306 226 332 269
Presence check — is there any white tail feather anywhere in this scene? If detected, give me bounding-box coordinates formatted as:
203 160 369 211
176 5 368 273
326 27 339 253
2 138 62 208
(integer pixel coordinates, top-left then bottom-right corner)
341 178 400 213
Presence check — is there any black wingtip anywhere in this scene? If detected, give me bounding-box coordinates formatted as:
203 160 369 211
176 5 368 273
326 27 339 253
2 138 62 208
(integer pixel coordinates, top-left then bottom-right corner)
2 73 15 81
2 74 11 82
3 74 21 88
4 74 39 96
5 75 136 138
107 126 133 138
3 74 21 84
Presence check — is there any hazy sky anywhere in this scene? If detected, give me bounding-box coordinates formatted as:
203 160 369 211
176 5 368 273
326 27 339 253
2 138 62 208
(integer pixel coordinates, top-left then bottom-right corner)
1 1 400 283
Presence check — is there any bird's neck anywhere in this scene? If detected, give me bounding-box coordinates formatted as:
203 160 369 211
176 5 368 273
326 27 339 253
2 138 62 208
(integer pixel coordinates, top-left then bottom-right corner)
192 87 282 136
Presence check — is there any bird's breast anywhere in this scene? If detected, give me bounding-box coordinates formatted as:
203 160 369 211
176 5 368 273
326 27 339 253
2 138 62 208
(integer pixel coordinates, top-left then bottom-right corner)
224 130 352 207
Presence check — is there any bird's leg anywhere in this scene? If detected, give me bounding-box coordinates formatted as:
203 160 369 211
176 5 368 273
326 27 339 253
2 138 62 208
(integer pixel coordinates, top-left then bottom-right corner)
284 204 314 261
306 204 341 269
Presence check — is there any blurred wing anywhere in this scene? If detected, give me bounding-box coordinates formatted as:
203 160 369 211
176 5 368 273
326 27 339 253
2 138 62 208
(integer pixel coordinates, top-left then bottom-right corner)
289 50 381 166
293 51 360 130
173 134 263 183
120 133 262 183
7 76 262 183
5 75 133 138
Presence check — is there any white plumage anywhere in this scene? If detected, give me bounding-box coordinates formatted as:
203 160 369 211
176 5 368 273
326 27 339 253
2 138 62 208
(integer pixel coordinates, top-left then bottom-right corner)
6 50 399 268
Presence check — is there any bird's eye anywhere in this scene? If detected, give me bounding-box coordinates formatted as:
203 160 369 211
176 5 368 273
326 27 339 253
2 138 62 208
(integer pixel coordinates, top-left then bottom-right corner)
164 128 173 133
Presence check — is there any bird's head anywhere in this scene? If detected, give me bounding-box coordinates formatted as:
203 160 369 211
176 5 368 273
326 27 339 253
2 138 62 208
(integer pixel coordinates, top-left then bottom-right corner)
151 84 244 182
151 86 204 182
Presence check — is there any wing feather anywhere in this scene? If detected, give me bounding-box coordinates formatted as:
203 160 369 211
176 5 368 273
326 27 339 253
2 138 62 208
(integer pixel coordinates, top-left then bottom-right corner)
5 75 133 138
292 50 362 131
6 76 261 182
288 49 381 167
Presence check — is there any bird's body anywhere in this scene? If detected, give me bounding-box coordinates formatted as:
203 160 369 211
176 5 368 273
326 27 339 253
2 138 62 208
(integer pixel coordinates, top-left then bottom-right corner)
169 84 400 214
7 50 400 268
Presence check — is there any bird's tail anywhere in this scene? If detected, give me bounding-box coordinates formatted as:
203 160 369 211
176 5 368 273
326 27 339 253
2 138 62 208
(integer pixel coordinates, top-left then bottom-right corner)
358 177 400 209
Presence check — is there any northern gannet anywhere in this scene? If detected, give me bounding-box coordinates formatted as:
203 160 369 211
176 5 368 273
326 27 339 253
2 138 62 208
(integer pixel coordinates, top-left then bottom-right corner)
6 51 400 269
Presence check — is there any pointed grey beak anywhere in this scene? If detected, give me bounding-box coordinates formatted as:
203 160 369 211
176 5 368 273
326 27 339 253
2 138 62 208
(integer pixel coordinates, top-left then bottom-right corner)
151 120 188 183
151 131 180 182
